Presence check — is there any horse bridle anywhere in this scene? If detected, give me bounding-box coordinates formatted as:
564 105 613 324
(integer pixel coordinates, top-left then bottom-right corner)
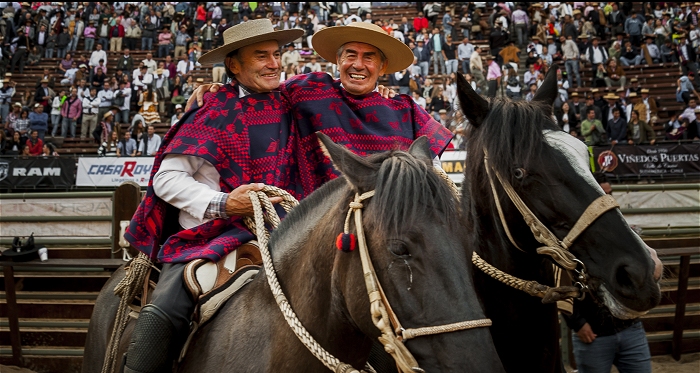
345 191 492 373
482 150 620 297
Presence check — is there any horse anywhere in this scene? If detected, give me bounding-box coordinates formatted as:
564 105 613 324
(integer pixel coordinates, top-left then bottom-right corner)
454 66 663 373
82 134 505 372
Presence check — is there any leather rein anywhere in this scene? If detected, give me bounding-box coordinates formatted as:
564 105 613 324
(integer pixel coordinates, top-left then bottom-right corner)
346 191 492 373
482 150 620 299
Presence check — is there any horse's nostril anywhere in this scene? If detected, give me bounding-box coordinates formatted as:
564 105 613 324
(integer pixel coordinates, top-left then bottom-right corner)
615 264 644 291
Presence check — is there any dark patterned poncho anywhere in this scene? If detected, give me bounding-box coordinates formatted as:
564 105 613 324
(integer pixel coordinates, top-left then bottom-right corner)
124 83 313 263
281 72 453 190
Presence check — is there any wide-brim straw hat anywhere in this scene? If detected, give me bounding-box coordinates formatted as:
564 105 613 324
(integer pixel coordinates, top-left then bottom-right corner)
312 22 414 74
604 93 618 100
199 19 303 64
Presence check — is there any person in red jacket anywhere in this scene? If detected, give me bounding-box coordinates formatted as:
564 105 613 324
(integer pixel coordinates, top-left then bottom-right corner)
413 11 429 33
25 130 43 156
109 22 125 52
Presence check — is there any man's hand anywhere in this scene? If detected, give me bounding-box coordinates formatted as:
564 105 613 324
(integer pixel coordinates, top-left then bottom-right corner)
376 85 397 98
186 82 224 111
650 139 656 145
628 139 634 144
590 124 596 130
577 323 597 344
225 183 283 217
612 140 618 145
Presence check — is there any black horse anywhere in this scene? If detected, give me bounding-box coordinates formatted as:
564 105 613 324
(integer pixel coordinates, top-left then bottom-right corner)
455 66 663 373
82 135 505 372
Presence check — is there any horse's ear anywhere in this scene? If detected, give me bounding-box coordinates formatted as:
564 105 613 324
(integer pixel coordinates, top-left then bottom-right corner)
316 132 377 190
408 136 432 165
456 72 489 127
532 64 559 106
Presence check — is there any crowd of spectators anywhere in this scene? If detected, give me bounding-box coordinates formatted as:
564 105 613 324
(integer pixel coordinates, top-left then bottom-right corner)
0 2 699 158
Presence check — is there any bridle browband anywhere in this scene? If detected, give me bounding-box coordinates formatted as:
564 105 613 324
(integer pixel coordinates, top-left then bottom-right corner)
346 191 492 373
482 149 620 298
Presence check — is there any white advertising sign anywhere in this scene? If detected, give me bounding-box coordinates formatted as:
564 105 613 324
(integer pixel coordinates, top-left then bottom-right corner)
76 157 154 187
440 150 466 185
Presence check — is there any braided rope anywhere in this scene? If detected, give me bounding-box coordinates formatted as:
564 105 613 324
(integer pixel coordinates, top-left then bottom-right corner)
241 186 366 373
101 253 153 373
401 319 493 340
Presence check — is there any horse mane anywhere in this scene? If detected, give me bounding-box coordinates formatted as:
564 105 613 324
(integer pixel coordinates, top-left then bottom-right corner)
369 150 460 237
462 97 559 227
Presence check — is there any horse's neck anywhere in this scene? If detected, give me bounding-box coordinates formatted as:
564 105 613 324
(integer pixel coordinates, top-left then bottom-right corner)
268 183 371 367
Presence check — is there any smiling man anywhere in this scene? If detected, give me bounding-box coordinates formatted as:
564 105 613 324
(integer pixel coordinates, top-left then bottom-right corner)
123 20 305 373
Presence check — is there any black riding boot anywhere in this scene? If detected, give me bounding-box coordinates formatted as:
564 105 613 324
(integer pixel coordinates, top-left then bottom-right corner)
123 304 178 373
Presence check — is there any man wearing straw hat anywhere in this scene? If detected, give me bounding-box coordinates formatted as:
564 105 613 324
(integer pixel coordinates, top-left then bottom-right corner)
190 22 453 172
123 19 307 373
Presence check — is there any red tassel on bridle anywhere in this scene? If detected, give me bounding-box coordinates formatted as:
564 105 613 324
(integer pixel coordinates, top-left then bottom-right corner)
336 232 357 252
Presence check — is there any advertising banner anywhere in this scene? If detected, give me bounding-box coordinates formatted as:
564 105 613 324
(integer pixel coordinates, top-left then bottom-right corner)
76 157 154 187
593 143 700 177
0 157 76 188
440 150 466 185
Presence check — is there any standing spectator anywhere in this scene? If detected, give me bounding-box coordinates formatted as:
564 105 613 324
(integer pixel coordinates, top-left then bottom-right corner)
581 108 606 145
176 53 194 78
50 89 65 137
89 43 107 82
608 3 626 37
485 55 501 98
641 89 658 123
81 87 100 139
136 124 161 156
607 107 628 144
25 129 43 155
84 20 96 51
195 3 207 28
70 17 84 52
281 43 301 67
678 34 699 78
157 26 172 58
10 29 31 75
143 53 157 74
489 20 509 61
138 86 160 125
413 12 429 33
34 79 53 116
413 39 431 77
624 12 643 47
442 7 454 38
470 46 486 93
561 35 582 88
511 5 529 49
125 19 140 51
141 15 156 51
627 110 656 145
112 81 131 123
173 25 190 59
201 19 216 50
443 34 457 75
97 81 114 122
0 78 15 123
60 88 81 138
117 48 133 74
458 37 474 74
584 36 608 73
428 27 446 75
109 19 125 52
34 24 48 56
45 29 57 58
97 18 110 50
29 105 48 141
98 111 114 144
499 41 521 67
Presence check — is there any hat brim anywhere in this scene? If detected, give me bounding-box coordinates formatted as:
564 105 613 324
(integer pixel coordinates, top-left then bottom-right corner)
171 96 186 105
312 25 414 74
198 29 303 64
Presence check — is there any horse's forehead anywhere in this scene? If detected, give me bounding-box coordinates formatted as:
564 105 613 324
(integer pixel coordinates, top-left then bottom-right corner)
543 130 604 194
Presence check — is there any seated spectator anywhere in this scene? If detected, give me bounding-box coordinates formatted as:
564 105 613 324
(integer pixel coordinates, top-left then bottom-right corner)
61 61 79 85
411 90 426 109
98 129 119 157
42 142 58 157
665 113 688 140
627 110 656 144
303 55 322 73
604 59 626 87
608 41 622 62
642 36 660 64
661 39 677 63
677 73 699 104
524 83 537 101
136 124 161 157
555 101 578 133
25 130 43 156
117 130 137 157
58 53 74 74
5 131 24 155
620 41 643 66
27 47 42 66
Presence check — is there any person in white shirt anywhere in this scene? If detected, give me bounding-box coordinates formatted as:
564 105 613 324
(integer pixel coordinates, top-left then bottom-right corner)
142 52 157 74
171 104 183 126
136 124 161 156
96 82 114 122
457 37 474 74
176 53 195 77
88 43 107 81
412 90 427 109
115 81 131 124
80 87 100 138
303 55 322 73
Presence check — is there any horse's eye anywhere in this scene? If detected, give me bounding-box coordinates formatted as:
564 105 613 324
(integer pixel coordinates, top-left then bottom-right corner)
389 241 410 257
514 168 527 180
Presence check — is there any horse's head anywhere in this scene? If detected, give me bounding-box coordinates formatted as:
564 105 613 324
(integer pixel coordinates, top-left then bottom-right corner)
317 133 503 372
455 67 661 318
